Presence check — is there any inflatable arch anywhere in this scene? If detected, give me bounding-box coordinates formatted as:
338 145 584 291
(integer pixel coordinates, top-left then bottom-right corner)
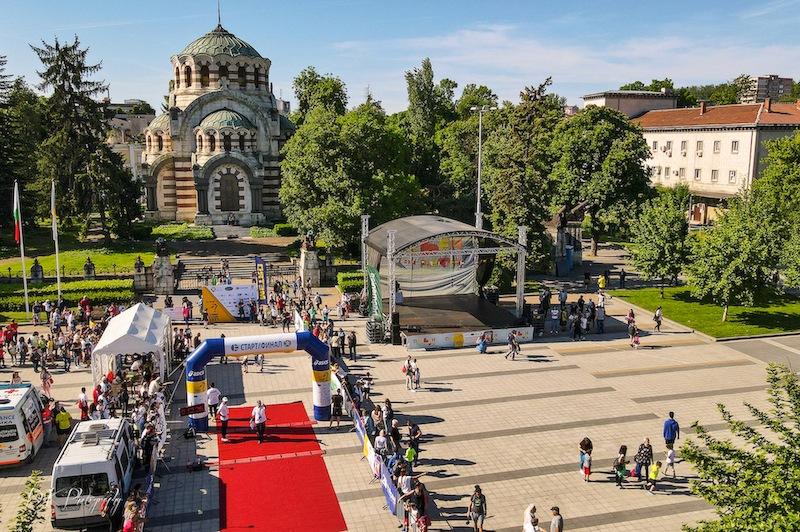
185 331 331 431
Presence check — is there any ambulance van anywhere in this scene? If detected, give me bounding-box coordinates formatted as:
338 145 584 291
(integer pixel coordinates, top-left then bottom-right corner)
0 384 46 466
50 418 135 529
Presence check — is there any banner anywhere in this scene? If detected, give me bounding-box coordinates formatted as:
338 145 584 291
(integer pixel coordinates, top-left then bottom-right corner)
203 284 258 323
366 265 382 320
254 257 268 304
405 327 535 350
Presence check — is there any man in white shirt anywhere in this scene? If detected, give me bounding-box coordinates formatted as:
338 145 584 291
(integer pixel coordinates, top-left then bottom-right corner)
148 377 161 396
218 397 230 442
250 400 267 444
207 383 221 420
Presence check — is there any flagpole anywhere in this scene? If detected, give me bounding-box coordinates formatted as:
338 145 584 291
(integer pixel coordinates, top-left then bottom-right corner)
13 181 30 320
52 180 62 298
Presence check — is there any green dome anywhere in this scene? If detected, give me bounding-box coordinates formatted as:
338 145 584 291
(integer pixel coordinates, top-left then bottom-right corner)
199 109 254 130
180 24 261 58
147 113 170 131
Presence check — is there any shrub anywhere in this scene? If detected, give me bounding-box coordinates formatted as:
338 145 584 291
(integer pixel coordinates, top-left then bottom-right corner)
250 226 277 238
338 272 364 293
0 280 135 311
151 223 214 241
130 224 154 240
274 223 298 237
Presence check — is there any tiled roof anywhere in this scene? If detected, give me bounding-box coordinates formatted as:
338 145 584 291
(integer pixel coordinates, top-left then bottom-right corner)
146 113 170 131
633 102 800 128
180 24 261 58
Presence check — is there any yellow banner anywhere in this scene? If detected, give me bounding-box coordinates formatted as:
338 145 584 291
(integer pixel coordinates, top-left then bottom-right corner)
313 369 331 383
187 380 207 394
201 286 237 323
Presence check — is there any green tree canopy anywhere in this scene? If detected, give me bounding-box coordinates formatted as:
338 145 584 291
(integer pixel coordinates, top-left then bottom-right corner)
630 184 690 297
549 105 653 255
289 66 348 127
686 190 784 320
620 78 674 92
681 364 800 532
455 84 498 120
280 97 422 248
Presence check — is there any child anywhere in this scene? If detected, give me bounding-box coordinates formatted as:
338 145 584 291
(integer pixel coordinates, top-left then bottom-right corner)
664 444 676 478
614 445 628 489
646 461 662 493
361 373 373 401
633 328 640 349
414 362 421 390
582 449 592 482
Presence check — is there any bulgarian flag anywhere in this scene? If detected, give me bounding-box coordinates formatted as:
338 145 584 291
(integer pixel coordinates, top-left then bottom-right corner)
13 181 21 244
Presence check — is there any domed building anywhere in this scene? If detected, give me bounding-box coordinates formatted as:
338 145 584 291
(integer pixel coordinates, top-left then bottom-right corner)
142 24 295 225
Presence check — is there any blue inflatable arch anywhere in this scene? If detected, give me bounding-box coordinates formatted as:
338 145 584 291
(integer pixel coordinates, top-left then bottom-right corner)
185 332 331 431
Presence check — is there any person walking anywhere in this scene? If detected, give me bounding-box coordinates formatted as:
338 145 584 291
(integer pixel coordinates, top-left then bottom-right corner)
663 411 680 445
595 305 605 334
634 437 653 481
77 387 89 421
330 388 343 430
663 443 676 478
653 306 663 333
467 485 487 532
404 356 414 390
614 445 628 488
40 367 53 398
407 419 422 465
505 330 518 360
250 400 267 444
207 383 221 420
219 397 230 442
550 507 564 532
347 331 357 361
628 320 638 348
413 361 421 390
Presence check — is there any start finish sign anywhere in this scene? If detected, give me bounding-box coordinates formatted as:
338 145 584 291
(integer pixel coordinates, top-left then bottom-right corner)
223 334 297 356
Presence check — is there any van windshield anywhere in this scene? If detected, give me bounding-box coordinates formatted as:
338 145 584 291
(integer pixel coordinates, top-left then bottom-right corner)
54 473 110 498
0 424 19 443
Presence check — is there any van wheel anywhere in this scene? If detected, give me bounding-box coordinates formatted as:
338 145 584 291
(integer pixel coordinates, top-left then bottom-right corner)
24 451 34 464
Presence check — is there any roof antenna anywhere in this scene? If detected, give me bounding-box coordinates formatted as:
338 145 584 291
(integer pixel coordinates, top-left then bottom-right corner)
217 0 221 25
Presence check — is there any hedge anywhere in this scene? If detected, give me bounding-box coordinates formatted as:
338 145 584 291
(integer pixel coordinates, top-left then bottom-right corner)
338 271 364 293
0 280 135 311
151 223 214 241
274 224 298 237
0 280 133 296
250 226 277 238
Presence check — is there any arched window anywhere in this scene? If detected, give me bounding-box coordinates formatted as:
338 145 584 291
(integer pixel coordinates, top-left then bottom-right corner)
146 135 151 151
223 134 232 152
200 65 210 87
253 67 261 89
238 135 245 151
219 173 240 211
197 136 203 151
218 65 229 82
157 136 163 151
209 134 216 152
175 67 181 88
238 66 247 89
184 65 192 87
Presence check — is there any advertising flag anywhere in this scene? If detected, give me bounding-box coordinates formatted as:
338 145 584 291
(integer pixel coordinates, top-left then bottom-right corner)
13 182 21 244
366 265 382 320
254 256 268 304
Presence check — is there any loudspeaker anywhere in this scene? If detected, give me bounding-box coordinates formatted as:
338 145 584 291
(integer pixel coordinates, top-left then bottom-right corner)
391 324 401 345
391 312 400 326
476 255 496 287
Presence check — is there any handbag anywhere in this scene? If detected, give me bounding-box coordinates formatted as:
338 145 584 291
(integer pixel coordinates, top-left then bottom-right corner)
402 366 406 373
249 421 255 430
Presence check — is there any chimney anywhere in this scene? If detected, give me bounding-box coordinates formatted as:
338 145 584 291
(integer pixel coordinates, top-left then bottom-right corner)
797 99 800 110
699 101 707 115
765 98 772 112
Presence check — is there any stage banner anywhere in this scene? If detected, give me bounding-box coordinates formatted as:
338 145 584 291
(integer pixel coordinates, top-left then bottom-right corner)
405 327 535 350
205 283 258 320
200 287 236 324
254 257 268 304
366 265 382 320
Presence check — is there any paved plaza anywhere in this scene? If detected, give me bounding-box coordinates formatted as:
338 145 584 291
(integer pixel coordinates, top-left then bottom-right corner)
0 290 793 531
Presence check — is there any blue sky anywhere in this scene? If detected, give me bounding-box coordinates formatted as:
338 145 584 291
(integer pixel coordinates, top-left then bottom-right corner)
2 0 799 114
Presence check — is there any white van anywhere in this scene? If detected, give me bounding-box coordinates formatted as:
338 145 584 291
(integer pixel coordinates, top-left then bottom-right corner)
50 418 136 530
0 384 46 466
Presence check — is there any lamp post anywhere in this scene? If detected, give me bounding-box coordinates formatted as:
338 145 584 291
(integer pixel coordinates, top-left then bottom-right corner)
470 105 497 230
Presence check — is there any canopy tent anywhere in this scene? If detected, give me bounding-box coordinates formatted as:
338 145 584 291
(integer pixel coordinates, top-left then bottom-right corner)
362 215 528 324
91 303 173 388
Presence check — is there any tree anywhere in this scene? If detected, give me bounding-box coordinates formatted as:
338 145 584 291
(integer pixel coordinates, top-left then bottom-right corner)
289 66 348 127
550 105 653 255
31 36 140 241
455 83 498 120
9 470 47 532
709 74 751 105
686 190 784 321
280 97 422 248
630 184 690 297
620 78 674 92
779 81 800 103
681 364 800 532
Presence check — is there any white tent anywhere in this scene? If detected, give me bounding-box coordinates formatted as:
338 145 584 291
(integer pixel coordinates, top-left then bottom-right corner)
91 303 173 388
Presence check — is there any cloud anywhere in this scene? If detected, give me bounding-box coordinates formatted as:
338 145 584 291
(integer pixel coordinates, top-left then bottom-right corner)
738 0 799 19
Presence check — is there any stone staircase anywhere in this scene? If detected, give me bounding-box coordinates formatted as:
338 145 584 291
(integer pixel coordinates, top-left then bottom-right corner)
174 255 296 291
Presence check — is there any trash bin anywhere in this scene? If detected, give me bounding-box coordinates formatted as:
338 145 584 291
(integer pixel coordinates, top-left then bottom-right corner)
565 245 574 271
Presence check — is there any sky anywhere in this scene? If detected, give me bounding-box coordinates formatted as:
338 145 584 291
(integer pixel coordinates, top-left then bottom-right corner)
2 0 800 115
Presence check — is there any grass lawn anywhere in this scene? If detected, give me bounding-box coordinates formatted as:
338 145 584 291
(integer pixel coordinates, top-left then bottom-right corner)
1 244 159 277
609 287 800 338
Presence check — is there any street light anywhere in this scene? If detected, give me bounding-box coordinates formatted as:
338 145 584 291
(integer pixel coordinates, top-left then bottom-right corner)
470 105 497 230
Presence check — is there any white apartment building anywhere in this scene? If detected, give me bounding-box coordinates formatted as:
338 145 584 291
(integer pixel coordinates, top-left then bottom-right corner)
633 100 800 223
582 89 677 118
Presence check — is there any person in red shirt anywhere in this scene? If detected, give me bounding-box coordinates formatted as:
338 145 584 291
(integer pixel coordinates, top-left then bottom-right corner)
7 319 18 342
92 384 101 405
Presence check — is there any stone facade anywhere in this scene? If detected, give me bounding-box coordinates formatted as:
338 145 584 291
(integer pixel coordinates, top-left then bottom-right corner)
142 24 295 226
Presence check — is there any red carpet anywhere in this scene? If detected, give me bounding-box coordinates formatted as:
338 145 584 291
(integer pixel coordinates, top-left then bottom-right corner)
217 401 347 532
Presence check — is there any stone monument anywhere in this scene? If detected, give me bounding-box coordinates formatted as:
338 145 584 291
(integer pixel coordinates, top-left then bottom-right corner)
83 257 96 280
299 231 321 288
152 237 175 295
30 258 44 284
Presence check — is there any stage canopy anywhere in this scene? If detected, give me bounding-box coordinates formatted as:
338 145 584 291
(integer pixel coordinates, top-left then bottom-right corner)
363 215 528 320
91 303 173 387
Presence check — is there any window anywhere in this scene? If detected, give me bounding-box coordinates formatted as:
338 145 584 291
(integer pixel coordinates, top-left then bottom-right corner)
238 135 245 151
157 136 163 151
219 173 240 211
146 136 151 151
218 65 229 81
666 141 673 151
200 65 210 87
694 169 701 180
732 140 739 154
652 140 658 151
209 134 216 152
696 141 703 151
197 136 203 151
238 67 247 89
0 423 19 443
713 140 721 153
175 67 180 88
680 140 687 152
223 134 232 152
655 166 661 176
729 170 737 183
711 169 719 182
679 168 686 178
254 67 261 88
185 66 192 87
664 166 671 179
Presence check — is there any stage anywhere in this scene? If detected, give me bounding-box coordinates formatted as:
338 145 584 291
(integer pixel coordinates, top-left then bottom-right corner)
383 294 523 334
